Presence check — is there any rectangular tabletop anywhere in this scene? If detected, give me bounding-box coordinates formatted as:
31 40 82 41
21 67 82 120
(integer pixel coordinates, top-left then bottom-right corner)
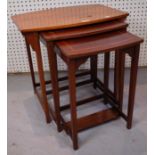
12 4 128 32
55 31 143 58
41 21 128 41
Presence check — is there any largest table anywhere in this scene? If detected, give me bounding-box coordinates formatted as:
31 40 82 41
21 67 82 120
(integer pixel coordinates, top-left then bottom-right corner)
12 5 129 130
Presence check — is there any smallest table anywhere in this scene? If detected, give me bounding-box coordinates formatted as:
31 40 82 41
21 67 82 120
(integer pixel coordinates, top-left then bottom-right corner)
54 30 143 150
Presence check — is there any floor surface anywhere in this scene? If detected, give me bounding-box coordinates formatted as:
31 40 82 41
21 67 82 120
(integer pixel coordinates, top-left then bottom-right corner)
8 68 147 155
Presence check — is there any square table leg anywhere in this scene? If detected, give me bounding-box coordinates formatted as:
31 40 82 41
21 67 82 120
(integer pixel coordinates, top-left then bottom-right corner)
24 33 51 123
118 51 125 111
114 52 120 101
114 51 125 111
68 60 78 150
104 52 110 104
90 55 97 89
46 42 62 132
127 45 140 129
25 38 36 93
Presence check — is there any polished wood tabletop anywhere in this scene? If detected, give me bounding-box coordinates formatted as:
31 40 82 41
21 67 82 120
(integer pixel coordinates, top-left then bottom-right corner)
56 31 143 58
12 4 128 32
41 21 128 41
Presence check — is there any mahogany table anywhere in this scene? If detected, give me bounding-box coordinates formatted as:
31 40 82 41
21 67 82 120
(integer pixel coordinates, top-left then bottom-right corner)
55 30 143 149
40 20 129 132
12 4 129 128
11 4 144 150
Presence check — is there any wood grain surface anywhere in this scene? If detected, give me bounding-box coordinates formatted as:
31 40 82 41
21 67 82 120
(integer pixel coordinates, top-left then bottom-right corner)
12 5 128 32
55 31 143 58
41 20 128 41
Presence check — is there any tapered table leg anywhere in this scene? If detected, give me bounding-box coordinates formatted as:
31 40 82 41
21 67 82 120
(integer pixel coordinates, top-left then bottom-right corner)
114 51 125 110
47 42 61 132
127 45 140 129
68 60 78 150
90 55 97 88
30 34 51 123
114 52 120 102
118 51 125 111
104 52 110 104
25 38 36 93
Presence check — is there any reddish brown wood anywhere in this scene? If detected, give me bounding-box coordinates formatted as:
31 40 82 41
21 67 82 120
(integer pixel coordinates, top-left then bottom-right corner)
60 94 103 111
37 14 130 138
24 32 40 51
66 108 119 132
118 51 125 111
24 33 51 123
127 45 140 129
47 42 61 131
24 37 36 93
114 51 125 111
68 60 78 150
104 52 110 104
55 30 143 149
93 78 128 121
35 71 91 86
12 5 128 32
114 52 119 101
41 21 128 41
95 73 129 122
12 4 144 150
35 39 51 123
46 79 92 95
39 21 129 137
90 55 98 88
55 31 143 59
